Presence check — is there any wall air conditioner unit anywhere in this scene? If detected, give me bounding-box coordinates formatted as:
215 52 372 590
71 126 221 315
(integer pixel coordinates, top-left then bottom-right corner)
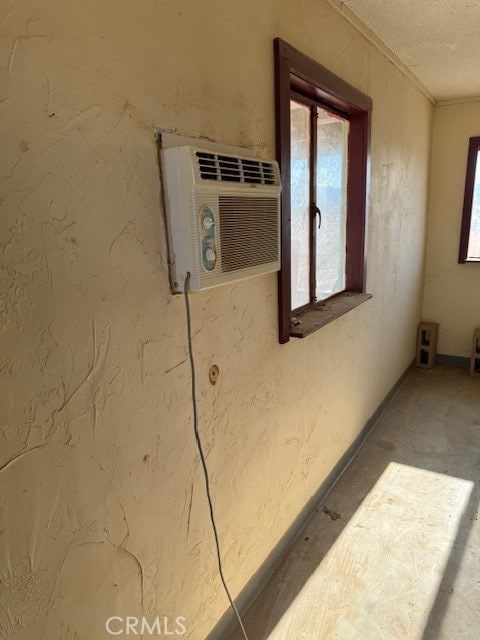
161 145 281 293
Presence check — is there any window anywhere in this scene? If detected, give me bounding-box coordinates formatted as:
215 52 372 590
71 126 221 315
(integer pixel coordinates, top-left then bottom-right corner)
290 97 349 308
274 39 372 343
459 136 480 263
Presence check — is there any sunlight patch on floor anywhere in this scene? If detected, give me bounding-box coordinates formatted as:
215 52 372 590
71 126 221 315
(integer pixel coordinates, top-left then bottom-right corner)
266 463 473 640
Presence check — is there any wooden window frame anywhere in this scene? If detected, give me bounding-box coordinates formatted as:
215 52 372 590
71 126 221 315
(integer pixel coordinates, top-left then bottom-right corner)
274 38 372 343
459 136 480 264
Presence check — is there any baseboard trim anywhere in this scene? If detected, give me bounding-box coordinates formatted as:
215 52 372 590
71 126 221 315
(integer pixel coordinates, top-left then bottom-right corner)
206 360 414 640
436 353 470 368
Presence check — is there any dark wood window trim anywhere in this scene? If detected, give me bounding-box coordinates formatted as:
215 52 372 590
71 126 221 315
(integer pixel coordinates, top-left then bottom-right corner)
459 136 480 264
274 38 372 343
291 292 372 338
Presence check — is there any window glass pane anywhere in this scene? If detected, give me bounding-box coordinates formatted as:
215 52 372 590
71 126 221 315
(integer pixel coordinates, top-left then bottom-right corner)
315 107 349 300
290 100 311 309
467 151 480 259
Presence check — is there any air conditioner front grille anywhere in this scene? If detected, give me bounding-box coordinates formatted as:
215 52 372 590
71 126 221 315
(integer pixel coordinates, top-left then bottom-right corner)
218 196 279 272
196 152 278 185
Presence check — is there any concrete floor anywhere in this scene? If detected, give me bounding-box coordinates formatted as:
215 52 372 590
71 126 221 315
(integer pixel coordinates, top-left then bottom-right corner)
229 366 480 640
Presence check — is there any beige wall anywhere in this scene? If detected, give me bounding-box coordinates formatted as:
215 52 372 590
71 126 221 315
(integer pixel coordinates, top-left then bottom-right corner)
423 101 480 357
1 1 432 638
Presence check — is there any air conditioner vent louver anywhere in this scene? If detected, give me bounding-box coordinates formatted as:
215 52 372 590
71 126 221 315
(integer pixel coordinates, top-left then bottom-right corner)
218 196 279 272
196 152 277 185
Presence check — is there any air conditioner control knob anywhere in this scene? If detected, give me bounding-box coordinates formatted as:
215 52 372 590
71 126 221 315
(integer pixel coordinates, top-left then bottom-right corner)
205 248 216 262
203 217 214 230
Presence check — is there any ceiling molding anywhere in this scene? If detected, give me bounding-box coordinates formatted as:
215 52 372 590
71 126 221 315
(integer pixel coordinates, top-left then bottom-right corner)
324 0 437 106
436 96 480 107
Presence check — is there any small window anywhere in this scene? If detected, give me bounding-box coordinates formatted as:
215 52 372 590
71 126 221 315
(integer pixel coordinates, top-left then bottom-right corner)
274 39 372 343
290 98 349 309
459 136 480 263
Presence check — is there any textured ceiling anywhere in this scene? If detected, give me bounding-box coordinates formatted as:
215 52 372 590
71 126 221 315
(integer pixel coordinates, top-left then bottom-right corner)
341 0 480 101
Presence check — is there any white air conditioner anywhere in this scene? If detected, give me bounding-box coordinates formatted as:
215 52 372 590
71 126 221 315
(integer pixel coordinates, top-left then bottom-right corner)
161 145 281 293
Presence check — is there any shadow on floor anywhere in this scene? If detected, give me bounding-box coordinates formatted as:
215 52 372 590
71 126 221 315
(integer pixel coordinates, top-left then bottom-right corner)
228 366 480 640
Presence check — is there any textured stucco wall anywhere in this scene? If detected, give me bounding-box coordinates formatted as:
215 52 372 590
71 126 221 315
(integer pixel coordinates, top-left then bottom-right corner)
423 101 480 357
1 1 432 638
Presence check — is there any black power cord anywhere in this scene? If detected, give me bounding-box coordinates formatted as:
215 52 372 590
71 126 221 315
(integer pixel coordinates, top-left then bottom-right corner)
183 272 250 640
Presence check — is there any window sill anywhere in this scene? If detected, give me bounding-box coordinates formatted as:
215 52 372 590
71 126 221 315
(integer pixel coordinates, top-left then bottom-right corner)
290 292 372 338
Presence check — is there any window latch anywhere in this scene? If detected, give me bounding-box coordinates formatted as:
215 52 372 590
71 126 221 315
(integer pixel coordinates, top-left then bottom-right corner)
314 205 322 229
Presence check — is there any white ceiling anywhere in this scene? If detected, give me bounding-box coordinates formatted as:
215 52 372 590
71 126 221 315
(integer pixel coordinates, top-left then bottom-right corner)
341 0 480 101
